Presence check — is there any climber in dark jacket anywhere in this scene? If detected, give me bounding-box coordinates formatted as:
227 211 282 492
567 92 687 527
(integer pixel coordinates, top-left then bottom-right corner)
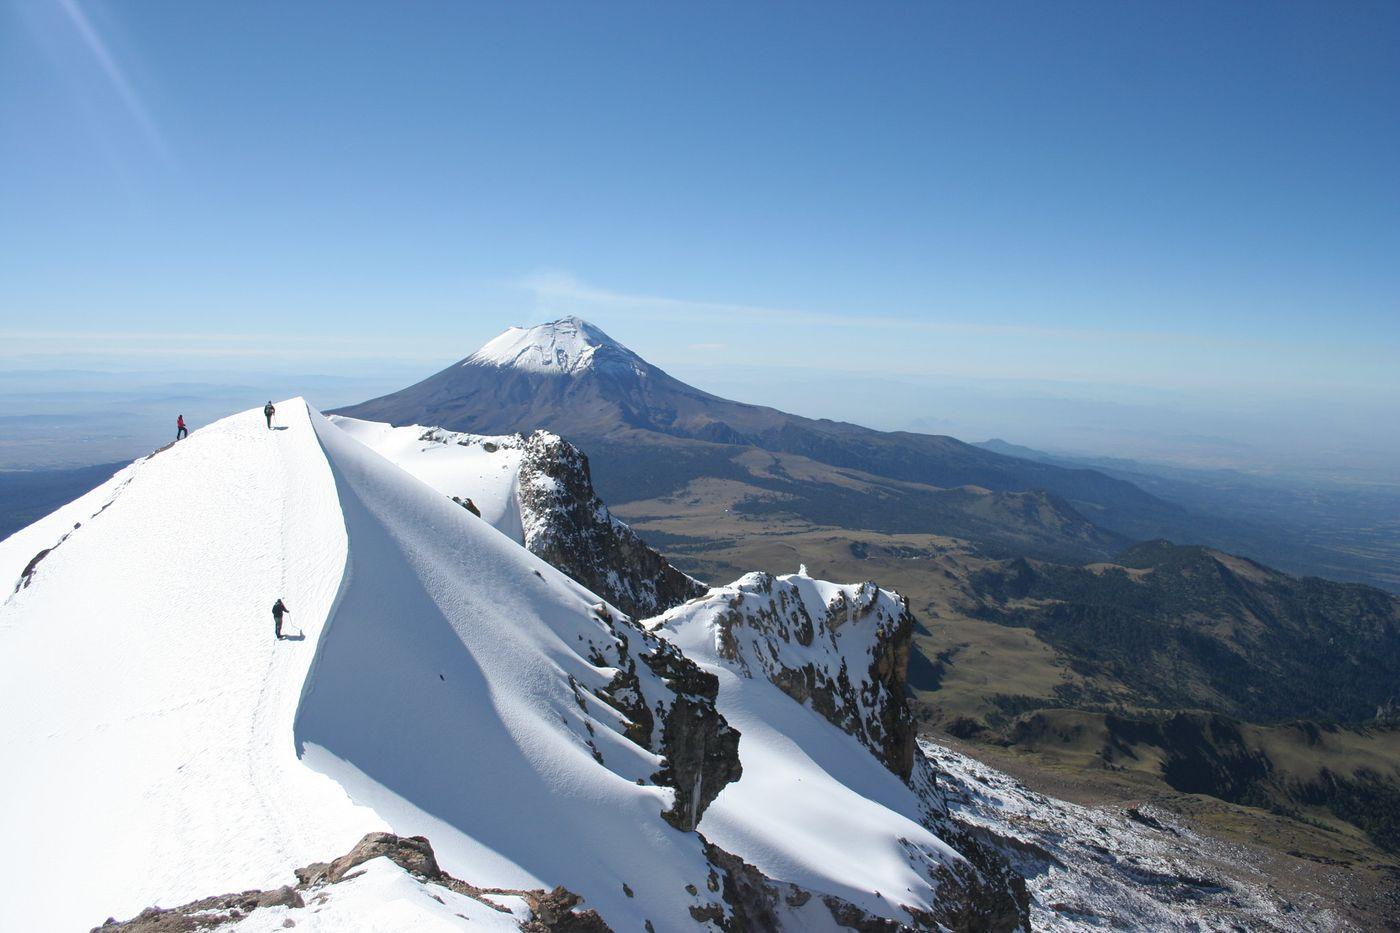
264 401 275 429
272 598 290 640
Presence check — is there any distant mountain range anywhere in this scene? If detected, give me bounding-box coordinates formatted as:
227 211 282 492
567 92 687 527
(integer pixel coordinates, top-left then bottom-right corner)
975 439 1400 591
336 318 1400 593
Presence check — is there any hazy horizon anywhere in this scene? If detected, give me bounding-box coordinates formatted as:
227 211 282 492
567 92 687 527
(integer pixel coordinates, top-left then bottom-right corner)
3 2 1397 481
3 316 1397 490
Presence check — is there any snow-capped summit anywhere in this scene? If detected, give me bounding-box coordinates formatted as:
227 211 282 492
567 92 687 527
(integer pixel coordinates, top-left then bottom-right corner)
464 316 644 376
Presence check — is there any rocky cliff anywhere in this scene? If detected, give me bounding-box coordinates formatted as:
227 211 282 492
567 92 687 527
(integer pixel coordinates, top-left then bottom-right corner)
515 430 707 619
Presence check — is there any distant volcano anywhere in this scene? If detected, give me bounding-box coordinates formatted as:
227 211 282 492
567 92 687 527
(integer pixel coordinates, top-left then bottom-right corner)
335 317 1189 559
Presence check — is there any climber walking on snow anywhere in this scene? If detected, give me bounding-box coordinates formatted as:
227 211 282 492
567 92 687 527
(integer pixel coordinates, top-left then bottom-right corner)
272 598 290 640
264 401 275 429
176 415 187 440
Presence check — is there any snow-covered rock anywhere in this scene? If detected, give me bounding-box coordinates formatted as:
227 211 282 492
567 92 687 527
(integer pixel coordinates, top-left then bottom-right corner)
655 569 918 778
92 832 589 932
652 573 1027 931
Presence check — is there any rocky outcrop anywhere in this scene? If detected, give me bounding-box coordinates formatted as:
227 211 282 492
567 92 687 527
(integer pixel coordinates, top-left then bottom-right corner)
699 836 1023 932
294 830 441 885
642 640 744 831
585 603 742 831
693 571 918 778
516 431 706 619
91 888 304 933
93 832 610 933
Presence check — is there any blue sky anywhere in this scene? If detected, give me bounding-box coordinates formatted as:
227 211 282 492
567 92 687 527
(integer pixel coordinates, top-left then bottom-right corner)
1 1 1397 471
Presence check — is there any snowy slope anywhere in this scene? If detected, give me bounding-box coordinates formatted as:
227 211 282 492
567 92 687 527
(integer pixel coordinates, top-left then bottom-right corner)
0 402 366 930
328 416 527 542
0 401 736 930
0 400 1005 931
296 404 729 929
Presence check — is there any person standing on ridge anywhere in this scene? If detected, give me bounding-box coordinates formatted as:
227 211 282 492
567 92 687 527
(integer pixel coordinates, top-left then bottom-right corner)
272 598 290 640
264 401 275 429
176 415 187 440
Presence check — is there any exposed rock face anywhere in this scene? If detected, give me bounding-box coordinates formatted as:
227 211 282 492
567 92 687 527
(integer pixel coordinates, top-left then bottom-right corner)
585 603 742 831
907 811 1030 932
699 836 1022 932
94 832 610 933
516 430 707 619
643 641 744 831
406 425 705 619
695 571 918 778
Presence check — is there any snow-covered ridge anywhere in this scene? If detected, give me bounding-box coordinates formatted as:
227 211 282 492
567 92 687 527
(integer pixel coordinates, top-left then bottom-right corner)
463 316 644 376
0 400 1020 931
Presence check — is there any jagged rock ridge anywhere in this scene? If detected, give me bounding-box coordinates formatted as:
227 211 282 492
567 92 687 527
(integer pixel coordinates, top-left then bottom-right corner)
653 571 1029 931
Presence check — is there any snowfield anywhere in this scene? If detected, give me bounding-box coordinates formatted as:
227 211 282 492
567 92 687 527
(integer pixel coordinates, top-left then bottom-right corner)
327 416 527 543
0 401 364 930
0 401 978 931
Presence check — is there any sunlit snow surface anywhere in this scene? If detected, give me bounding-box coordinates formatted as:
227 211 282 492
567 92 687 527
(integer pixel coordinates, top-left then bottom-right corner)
0 401 961 930
328 415 526 542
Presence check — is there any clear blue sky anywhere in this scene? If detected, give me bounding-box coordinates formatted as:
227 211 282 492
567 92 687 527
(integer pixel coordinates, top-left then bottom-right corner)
1 1 1397 463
